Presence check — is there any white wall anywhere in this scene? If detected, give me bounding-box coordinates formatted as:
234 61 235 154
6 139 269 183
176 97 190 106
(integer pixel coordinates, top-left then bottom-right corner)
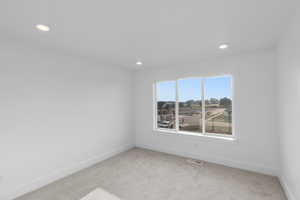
277 5 300 200
134 50 279 175
0 42 134 200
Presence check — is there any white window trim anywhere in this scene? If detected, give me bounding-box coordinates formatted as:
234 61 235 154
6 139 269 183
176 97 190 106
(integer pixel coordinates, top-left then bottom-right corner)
153 75 236 141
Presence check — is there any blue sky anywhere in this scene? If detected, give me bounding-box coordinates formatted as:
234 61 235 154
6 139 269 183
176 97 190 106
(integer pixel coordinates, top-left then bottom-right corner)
156 76 232 102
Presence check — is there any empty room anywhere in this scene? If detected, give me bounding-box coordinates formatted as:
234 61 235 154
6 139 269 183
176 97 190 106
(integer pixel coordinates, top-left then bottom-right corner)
0 0 299 200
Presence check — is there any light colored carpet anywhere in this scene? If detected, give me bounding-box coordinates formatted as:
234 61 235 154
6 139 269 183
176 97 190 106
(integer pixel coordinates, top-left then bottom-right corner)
15 148 287 200
80 188 121 200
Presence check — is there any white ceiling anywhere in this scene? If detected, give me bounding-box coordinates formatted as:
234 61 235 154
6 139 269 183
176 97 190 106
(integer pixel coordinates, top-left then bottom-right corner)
0 0 296 69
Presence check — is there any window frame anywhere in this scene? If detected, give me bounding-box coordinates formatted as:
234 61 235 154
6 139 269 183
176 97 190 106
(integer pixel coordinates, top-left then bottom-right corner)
153 75 235 141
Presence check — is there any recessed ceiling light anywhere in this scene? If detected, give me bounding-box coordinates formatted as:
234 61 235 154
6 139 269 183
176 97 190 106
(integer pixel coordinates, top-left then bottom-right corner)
219 44 229 50
136 61 143 66
36 24 50 32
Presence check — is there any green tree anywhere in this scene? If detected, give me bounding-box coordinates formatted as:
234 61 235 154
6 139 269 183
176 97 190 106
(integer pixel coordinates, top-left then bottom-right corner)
186 100 194 107
219 97 232 108
210 98 219 104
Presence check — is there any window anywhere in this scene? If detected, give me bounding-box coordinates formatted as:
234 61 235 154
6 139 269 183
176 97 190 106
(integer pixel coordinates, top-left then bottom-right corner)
156 81 176 130
204 77 232 135
178 78 203 133
155 75 233 137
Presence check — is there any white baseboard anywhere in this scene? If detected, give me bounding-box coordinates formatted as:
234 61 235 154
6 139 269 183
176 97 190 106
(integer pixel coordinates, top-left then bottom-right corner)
278 176 297 200
136 143 279 176
4 143 134 200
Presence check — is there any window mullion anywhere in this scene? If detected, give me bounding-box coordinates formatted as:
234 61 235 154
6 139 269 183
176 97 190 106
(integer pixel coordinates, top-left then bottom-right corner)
201 78 205 135
175 80 179 132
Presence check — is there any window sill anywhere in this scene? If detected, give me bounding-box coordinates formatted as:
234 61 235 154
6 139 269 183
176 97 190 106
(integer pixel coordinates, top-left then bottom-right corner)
154 128 237 142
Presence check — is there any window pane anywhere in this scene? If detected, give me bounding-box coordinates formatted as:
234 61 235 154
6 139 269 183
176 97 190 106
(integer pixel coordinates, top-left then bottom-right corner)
178 78 202 133
204 76 232 135
156 81 176 130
